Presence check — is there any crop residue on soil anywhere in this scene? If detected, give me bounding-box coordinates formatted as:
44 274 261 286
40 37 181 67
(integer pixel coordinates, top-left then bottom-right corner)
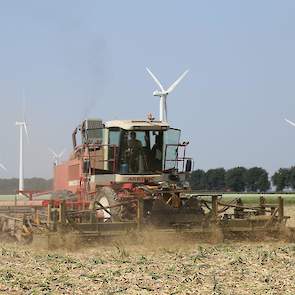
0 241 295 294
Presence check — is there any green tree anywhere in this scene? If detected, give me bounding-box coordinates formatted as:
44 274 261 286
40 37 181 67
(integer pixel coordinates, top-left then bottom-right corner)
206 168 225 191
245 167 270 192
190 169 207 190
287 166 295 189
225 167 247 192
271 168 290 191
257 172 270 192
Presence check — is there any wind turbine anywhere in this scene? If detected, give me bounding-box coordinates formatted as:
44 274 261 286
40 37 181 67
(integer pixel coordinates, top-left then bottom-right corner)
48 148 65 165
16 91 29 194
146 68 189 122
285 118 295 127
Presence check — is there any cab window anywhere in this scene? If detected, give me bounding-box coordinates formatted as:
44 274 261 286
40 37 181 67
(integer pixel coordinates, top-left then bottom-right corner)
164 128 181 171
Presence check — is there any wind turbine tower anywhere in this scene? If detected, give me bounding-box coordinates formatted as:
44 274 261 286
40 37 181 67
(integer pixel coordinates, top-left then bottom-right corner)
15 121 28 193
146 68 189 123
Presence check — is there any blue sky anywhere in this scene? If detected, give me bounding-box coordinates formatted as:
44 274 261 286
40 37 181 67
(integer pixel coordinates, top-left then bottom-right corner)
0 1 295 178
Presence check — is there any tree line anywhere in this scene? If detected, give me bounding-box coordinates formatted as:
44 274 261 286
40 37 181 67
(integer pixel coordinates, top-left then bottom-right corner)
189 167 271 192
1 167 295 194
0 178 52 195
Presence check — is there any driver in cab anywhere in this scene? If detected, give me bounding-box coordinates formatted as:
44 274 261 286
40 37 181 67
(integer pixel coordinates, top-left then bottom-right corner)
127 131 142 173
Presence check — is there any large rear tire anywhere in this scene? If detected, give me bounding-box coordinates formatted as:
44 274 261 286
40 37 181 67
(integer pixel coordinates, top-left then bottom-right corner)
94 187 121 222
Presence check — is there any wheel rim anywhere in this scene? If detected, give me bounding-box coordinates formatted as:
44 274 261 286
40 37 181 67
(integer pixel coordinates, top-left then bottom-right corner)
97 196 111 221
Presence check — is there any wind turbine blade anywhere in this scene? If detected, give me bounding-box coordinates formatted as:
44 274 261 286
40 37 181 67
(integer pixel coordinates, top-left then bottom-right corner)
0 163 7 171
146 67 164 91
285 118 295 127
167 70 189 94
22 88 27 121
48 148 58 158
23 122 29 142
58 149 66 158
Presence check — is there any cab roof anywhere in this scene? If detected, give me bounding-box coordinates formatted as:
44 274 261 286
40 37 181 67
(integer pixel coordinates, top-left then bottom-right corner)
105 120 170 130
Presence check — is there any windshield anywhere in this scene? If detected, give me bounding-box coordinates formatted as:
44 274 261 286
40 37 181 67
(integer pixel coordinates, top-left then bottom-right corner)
118 130 164 174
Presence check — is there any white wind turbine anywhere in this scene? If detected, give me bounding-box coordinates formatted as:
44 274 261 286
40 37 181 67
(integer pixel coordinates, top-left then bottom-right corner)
48 148 65 165
146 68 189 122
16 93 29 194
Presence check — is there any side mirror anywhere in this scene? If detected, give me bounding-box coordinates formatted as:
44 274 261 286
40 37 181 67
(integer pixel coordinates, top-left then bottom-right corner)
83 160 90 174
185 159 192 172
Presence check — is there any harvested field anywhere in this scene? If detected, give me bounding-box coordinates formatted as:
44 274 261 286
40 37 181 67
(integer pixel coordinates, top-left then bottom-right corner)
1 240 295 294
1 205 295 294
0 235 295 294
